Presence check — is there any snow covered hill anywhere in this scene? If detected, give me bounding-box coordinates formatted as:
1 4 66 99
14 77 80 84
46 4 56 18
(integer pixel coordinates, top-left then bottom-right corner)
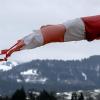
0 61 18 71
0 55 100 95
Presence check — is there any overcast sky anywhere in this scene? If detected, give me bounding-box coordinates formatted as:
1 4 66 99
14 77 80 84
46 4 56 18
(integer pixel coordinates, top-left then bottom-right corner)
0 0 100 63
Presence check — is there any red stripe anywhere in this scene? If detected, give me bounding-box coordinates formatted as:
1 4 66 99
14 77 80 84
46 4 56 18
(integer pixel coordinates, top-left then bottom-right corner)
41 24 66 44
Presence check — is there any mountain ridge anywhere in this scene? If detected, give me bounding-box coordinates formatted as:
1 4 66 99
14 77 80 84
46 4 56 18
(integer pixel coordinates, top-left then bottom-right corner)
0 55 100 95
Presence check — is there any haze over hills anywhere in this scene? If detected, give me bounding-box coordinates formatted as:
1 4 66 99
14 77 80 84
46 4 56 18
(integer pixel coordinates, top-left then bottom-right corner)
0 55 100 95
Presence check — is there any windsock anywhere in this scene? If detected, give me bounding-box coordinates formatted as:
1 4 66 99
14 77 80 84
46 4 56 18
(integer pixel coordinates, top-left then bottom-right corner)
1 15 100 61
0 20 85 61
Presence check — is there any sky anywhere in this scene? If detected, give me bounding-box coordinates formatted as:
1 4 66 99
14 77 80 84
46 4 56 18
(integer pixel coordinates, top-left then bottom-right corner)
0 0 100 63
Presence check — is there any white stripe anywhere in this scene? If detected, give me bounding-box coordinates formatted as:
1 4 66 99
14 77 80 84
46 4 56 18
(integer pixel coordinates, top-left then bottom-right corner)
63 18 85 42
21 30 44 49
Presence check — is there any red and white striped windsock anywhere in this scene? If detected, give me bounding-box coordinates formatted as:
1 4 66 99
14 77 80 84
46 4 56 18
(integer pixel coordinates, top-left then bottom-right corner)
1 15 100 61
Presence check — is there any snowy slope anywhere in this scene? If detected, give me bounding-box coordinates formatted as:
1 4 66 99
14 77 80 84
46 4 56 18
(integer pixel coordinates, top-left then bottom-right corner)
0 61 18 71
56 89 100 100
20 69 47 84
0 55 99 95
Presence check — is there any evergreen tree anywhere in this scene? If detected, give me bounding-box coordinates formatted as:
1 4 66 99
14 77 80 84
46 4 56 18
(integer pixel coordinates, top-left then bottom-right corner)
11 87 26 100
36 90 57 100
78 92 84 100
71 92 78 100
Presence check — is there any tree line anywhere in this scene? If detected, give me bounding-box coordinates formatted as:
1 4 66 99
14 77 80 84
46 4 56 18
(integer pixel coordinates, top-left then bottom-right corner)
0 87 99 100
